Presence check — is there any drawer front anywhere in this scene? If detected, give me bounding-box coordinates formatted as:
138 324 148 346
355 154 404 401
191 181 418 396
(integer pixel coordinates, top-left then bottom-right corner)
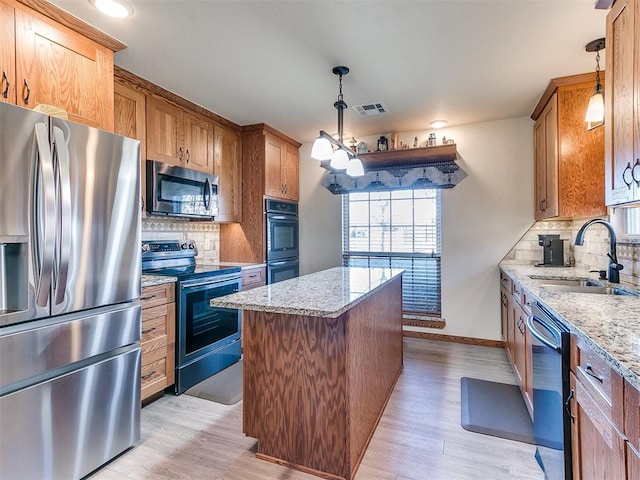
141 304 170 343
500 271 513 293
141 347 168 400
242 267 266 290
576 340 614 407
141 283 175 309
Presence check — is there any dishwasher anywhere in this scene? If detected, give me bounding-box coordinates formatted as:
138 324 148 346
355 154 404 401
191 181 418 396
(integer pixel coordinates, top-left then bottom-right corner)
526 302 572 480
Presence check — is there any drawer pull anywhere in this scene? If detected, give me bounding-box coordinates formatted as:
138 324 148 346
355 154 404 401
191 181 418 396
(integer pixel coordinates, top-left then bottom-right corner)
141 370 157 380
247 274 257 279
23 79 30 105
585 364 604 383
141 294 157 301
142 327 157 335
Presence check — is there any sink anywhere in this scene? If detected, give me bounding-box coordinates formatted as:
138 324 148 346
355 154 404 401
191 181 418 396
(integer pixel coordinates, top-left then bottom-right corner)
540 284 638 296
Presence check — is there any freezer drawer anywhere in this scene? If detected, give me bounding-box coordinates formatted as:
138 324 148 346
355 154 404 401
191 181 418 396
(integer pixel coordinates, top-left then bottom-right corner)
0 345 141 480
0 302 141 391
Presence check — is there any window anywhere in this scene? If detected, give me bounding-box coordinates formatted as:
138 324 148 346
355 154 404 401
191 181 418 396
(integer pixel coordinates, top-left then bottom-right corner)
342 189 441 316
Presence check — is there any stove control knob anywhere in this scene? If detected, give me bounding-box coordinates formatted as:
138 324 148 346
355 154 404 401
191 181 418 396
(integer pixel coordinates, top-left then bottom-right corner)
141 243 150 252
181 242 189 250
188 242 195 249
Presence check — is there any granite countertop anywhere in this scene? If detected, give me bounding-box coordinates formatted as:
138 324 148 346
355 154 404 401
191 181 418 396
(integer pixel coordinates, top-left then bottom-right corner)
500 263 640 390
141 274 177 288
210 266 404 318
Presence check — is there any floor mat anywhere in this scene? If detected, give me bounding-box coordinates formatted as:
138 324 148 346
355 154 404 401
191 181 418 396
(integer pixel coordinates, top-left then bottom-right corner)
460 377 535 445
184 360 243 405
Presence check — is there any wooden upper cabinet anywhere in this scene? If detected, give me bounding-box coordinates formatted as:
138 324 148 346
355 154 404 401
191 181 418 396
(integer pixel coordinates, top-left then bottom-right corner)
14 8 114 131
264 132 299 201
283 141 299 201
214 124 242 223
265 133 284 199
534 94 559 219
605 0 640 206
0 2 16 105
531 74 606 219
183 110 213 173
146 95 213 173
114 81 146 213
146 95 183 166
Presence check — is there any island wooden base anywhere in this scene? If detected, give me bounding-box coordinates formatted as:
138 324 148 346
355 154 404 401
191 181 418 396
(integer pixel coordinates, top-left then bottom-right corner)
242 275 403 480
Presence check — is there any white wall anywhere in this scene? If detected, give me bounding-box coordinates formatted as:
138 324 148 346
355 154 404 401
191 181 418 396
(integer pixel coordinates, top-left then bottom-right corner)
299 116 534 340
299 142 343 275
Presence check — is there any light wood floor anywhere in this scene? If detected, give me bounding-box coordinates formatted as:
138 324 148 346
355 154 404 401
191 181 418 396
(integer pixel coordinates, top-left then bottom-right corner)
90 338 545 480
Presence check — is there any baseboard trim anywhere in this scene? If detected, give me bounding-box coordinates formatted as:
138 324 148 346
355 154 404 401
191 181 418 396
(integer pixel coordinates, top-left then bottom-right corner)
402 330 504 349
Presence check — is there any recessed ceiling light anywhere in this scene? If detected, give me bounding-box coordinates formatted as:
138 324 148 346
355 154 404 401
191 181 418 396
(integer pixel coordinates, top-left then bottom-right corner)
89 0 134 18
429 120 448 129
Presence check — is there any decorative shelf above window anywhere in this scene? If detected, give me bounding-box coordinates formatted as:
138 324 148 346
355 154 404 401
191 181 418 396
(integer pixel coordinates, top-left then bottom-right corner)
320 143 457 171
320 143 467 194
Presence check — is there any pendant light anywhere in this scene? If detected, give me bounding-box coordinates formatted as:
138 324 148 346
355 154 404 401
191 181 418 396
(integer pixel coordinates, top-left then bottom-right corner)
311 66 364 177
584 38 605 130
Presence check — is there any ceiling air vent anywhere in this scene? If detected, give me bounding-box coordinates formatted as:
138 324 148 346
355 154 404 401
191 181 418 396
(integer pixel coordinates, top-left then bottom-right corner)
352 102 388 117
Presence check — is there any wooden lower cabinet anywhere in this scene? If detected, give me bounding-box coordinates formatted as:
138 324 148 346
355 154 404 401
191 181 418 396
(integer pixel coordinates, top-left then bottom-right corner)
499 271 532 417
242 265 266 291
570 370 626 480
141 283 175 403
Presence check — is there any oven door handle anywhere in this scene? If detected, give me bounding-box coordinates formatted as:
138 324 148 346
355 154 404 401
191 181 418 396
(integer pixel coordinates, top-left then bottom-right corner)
526 314 562 353
181 278 240 289
268 214 296 221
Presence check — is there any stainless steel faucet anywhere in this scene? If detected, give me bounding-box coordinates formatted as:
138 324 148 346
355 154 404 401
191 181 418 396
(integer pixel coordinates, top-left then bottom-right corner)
574 219 623 283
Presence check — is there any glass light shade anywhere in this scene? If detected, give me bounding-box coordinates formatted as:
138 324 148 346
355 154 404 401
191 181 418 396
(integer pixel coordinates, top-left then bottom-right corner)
346 157 364 177
330 148 349 170
90 0 134 18
585 92 604 123
311 136 333 160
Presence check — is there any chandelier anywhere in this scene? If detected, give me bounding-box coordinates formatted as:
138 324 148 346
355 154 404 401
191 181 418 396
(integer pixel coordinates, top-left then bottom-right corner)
311 66 364 177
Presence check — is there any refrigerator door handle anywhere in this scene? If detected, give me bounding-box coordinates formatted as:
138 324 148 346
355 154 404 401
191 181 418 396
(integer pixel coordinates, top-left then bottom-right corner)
52 126 71 305
33 122 56 307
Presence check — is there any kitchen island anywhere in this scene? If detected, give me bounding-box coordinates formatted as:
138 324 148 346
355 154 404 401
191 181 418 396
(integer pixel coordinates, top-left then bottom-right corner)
211 267 404 480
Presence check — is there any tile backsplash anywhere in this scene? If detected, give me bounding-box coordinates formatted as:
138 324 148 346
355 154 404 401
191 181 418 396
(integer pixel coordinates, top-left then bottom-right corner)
503 217 640 287
142 217 220 263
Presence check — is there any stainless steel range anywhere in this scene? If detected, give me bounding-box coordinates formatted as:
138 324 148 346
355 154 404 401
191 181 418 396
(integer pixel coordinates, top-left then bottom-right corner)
142 240 243 394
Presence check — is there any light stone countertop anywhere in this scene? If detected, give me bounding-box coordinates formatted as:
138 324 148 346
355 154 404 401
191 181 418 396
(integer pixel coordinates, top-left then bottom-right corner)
141 274 177 288
500 263 640 390
210 266 404 318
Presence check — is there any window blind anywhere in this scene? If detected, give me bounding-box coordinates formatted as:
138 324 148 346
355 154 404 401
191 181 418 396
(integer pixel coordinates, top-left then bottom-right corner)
342 189 441 316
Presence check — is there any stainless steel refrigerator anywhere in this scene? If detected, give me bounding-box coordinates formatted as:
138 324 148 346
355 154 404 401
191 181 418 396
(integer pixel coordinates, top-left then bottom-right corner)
0 102 142 479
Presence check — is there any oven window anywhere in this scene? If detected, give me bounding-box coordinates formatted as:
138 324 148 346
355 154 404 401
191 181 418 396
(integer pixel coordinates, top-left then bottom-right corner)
184 283 239 355
273 224 296 250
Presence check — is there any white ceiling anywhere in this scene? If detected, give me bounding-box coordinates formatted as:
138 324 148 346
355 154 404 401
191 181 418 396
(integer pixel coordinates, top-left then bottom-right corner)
50 0 608 144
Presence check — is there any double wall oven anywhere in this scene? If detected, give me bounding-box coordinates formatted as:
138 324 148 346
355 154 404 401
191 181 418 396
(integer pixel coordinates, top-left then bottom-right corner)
142 240 242 394
265 199 299 283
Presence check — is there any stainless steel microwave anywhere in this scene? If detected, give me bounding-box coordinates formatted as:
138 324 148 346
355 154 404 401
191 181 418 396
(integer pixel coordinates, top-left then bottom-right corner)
146 160 219 219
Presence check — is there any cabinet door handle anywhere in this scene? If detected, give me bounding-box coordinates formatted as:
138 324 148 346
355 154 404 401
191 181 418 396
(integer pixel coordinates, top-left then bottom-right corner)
142 326 157 335
632 159 640 187
22 79 30 105
585 363 604 383
2 71 9 99
540 199 546 212
564 389 575 423
141 370 157 380
141 294 157 301
623 162 633 189
185 148 190 163
179 147 184 161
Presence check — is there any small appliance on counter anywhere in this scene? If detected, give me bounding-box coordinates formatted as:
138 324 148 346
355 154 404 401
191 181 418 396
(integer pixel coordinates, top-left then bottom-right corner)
536 234 566 267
